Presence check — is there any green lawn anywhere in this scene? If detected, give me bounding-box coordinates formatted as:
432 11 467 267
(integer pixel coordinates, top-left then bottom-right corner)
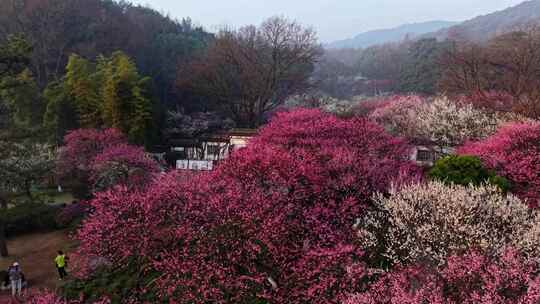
8 189 75 207
50 191 75 205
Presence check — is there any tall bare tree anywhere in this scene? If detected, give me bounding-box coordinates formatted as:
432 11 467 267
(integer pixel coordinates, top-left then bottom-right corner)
486 26 540 117
438 41 492 94
439 25 540 118
178 17 322 127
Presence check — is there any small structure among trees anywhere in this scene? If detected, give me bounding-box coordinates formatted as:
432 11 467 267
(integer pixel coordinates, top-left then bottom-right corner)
163 110 256 170
167 128 257 170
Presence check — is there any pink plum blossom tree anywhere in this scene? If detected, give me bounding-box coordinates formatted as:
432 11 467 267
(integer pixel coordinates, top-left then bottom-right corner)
459 123 540 208
345 249 540 304
90 143 160 192
56 128 158 196
57 128 126 178
56 128 126 197
73 109 420 303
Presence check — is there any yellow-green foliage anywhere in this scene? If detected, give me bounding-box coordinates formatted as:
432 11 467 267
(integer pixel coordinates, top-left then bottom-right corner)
65 54 102 128
61 52 153 144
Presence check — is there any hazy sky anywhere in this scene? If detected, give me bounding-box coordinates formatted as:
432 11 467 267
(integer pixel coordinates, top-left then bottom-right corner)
130 0 525 42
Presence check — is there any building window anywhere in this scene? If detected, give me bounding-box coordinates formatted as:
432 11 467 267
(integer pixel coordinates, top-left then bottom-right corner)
186 148 196 159
416 150 432 162
207 145 221 156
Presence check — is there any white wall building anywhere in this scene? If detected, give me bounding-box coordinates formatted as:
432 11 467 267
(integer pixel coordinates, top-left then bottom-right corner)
170 129 257 171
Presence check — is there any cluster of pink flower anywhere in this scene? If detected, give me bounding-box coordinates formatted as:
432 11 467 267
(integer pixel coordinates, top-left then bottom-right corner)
460 123 540 208
71 109 420 303
57 128 159 193
45 107 540 304
29 291 110 304
57 128 126 176
345 249 540 304
89 143 160 191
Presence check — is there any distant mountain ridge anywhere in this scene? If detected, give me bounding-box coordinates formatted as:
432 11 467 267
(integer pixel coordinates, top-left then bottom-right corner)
326 20 458 49
326 0 540 50
428 0 540 41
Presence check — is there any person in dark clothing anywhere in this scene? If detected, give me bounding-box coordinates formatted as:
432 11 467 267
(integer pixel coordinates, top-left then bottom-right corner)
8 262 22 297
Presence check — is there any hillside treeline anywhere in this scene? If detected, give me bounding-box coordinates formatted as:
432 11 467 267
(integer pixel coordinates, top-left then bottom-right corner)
0 0 325 145
0 0 211 146
319 25 540 119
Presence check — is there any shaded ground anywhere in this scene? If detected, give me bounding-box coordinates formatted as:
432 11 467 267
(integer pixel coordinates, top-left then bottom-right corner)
0 230 75 302
50 192 75 205
10 190 74 207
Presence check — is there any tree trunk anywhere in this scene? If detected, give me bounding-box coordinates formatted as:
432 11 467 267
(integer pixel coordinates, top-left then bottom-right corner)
0 223 8 257
0 195 7 209
24 180 33 202
0 195 9 257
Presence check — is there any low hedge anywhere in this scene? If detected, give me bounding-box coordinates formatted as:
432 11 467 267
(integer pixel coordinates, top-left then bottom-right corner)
0 203 63 237
429 155 510 192
62 262 162 304
55 201 90 229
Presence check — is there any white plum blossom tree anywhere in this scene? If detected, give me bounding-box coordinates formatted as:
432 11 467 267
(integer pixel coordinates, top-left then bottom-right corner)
0 141 55 201
357 181 539 266
369 96 531 148
415 97 529 147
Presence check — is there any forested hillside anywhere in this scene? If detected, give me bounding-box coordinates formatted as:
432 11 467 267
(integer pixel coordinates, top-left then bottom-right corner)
0 0 211 95
316 0 540 101
0 0 212 145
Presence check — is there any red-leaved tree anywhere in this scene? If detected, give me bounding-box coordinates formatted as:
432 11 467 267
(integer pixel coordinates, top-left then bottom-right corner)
57 128 126 178
90 144 160 192
56 128 126 198
57 128 158 196
345 249 540 304
74 109 421 303
458 91 518 114
29 292 111 304
459 123 540 208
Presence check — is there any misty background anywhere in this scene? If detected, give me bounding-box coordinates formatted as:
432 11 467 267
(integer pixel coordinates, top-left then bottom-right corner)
130 0 523 42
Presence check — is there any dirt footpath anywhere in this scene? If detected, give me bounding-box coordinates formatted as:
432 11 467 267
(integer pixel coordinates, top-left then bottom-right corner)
0 230 75 302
